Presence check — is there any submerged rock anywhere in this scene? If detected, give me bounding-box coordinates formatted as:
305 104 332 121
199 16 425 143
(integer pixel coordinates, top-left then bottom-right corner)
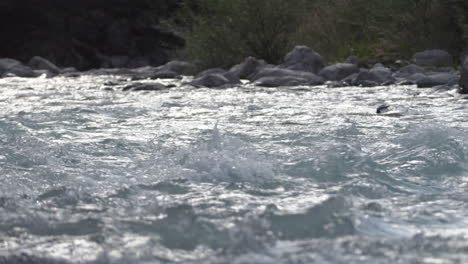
28 56 61 74
319 63 359 81
122 82 168 91
280 45 324 74
413 49 453 67
460 57 468 94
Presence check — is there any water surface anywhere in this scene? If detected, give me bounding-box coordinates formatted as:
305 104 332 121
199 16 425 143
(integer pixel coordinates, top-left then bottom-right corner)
1 75 468 263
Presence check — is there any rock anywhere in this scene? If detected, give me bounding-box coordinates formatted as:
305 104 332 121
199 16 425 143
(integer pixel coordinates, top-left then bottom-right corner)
33 70 55 78
280 45 324 73
319 63 359 81
122 82 168 91
416 72 459 88
229 57 267 79
150 70 180 79
376 104 390 114
460 57 468 94
189 73 231 88
196 68 241 85
156 60 194 75
222 71 241 84
28 56 61 74
195 68 226 78
61 67 78 73
251 67 325 85
345 56 359 65
413 49 453 67
341 73 359 86
393 64 424 78
0 58 34 77
256 76 311 87
354 66 395 87
0 58 22 73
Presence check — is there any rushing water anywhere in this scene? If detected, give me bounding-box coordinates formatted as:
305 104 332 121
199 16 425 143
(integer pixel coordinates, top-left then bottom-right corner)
1 74 468 263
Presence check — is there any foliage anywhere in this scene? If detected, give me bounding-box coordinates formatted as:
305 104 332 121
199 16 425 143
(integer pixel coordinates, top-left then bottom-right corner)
174 0 307 69
178 0 468 68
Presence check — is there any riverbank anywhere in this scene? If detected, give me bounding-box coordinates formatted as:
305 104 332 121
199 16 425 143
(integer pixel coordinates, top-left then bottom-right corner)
1 46 467 94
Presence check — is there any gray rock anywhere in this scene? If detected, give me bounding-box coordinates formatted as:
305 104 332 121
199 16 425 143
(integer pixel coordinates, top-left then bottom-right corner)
196 68 241 85
28 56 61 74
61 67 78 73
189 74 231 88
33 70 56 78
280 46 324 73
122 82 168 91
156 60 194 75
416 72 459 88
222 71 241 84
0 58 34 77
393 64 424 78
319 63 359 81
256 76 311 87
413 49 453 67
251 67 324 85
354 66 394 87
195 68 226 78
460 57 468 94
229 57 267 79
0 58 22 73
150 70 180 79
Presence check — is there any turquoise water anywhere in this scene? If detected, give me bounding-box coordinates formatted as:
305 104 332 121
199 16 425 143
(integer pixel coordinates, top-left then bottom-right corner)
1 75 468 263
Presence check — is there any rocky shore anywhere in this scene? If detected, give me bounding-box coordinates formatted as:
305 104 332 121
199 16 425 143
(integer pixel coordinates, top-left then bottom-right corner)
1 46 467 93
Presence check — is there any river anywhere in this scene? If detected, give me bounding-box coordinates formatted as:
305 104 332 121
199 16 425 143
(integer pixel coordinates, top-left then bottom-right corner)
1 75 468 263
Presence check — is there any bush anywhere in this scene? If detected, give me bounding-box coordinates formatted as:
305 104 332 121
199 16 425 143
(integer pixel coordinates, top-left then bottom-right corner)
177 0 306 69
178 0 468 68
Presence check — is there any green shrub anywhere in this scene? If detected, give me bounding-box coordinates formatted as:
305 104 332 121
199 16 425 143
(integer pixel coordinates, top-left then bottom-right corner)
177 0 306 70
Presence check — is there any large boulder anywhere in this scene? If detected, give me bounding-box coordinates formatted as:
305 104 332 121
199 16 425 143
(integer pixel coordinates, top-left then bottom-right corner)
250 67 324 85
460 57 468 94
229 57 267 79
319 63 359 81
280 46 324 74
413 49 453 67
28 56 61 74
354 65 395 86
0 58 35 77
393 64 424 78
416 72 459 88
